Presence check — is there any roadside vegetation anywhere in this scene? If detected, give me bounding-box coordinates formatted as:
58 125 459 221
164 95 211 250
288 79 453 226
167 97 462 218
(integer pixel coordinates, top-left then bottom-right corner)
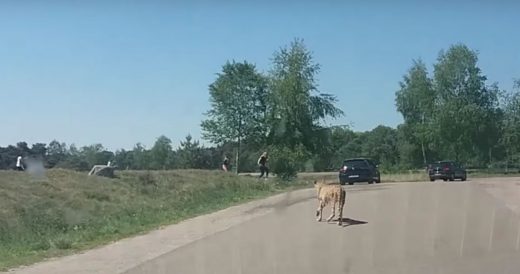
1 167 518 270
0 169 312 271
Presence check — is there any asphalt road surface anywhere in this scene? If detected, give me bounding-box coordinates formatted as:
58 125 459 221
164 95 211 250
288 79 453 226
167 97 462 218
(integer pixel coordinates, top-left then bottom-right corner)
7 177 520 274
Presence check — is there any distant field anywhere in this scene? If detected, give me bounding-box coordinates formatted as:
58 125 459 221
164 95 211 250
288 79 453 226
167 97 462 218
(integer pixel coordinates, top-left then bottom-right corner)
0 169 311 271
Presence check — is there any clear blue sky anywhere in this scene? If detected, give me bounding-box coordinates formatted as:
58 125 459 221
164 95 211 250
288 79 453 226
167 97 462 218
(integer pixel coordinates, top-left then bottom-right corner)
1 1 519 151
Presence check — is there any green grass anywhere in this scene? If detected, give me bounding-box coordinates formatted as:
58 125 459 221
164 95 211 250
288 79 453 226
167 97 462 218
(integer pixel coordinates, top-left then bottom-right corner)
2 168 518 270
0 169 312 271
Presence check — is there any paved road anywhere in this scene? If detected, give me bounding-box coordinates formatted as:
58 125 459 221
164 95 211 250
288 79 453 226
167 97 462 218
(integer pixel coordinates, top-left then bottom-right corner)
7 177 520 274
125 177 520 274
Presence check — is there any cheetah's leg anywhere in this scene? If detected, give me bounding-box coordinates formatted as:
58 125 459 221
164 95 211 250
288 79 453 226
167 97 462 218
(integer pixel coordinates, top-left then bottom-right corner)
338 190 346 226
326 200 336 222
316 201 324 222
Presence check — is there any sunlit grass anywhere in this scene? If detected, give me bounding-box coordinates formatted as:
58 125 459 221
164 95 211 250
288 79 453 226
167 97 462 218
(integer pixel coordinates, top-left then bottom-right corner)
0 169 311 271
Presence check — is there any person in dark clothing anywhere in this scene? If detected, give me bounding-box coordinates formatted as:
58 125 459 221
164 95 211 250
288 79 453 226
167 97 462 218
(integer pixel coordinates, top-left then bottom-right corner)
222 155 230 172
257 152 268 178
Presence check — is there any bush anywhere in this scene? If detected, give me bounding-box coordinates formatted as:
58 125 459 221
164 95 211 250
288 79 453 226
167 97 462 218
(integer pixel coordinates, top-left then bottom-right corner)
53 237 73 250
31 240 51 251
269 145 309 180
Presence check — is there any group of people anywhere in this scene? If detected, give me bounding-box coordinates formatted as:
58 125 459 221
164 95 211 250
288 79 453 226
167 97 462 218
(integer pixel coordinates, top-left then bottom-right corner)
222 152 269 179
15 152 268 176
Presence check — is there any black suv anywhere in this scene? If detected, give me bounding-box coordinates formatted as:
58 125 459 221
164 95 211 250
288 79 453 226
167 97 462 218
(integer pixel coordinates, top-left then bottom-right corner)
428 161 467 182
339 158 381 185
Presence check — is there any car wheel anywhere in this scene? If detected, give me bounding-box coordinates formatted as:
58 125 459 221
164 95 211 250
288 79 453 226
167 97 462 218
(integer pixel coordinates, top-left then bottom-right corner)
376 177 381 184
429 177 434 182
449 175 455 181
461 175 467 181
368 180 374 184
348 182 354 185
443 178 447 182
340 181 346 185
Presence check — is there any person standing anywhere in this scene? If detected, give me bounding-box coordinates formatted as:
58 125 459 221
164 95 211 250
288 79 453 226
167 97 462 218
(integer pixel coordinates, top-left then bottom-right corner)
222 155 230 172
16 156 24 171
257 152 269 179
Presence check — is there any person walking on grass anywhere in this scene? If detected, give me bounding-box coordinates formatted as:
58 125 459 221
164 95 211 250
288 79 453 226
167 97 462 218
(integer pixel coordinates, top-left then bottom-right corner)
16 155 24 171
258 152 269 179
222 155 230 172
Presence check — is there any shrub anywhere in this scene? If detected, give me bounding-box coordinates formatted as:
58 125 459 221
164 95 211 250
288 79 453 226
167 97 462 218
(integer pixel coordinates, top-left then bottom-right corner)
269 145 309 180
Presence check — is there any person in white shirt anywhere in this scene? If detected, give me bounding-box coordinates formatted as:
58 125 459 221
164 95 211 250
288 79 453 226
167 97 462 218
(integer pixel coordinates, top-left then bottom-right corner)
16 156 24 171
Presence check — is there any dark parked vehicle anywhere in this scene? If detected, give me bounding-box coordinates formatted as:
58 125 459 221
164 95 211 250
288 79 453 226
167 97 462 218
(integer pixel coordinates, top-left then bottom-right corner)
339 158 381 185
428 161 467 182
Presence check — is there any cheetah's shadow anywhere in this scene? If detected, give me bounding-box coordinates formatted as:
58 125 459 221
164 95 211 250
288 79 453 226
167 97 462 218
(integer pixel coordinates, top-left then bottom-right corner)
327 218 368 227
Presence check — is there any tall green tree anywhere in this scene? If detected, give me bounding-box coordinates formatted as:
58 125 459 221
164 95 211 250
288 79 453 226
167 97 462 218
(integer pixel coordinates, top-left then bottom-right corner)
395 59 436 166
433 44 500 165
201 61 269 173
501 79 520 169
267 38 343 153
264 39 344 178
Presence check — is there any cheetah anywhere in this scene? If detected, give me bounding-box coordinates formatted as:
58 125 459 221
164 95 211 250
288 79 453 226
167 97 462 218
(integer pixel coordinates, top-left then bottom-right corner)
314 179 346 225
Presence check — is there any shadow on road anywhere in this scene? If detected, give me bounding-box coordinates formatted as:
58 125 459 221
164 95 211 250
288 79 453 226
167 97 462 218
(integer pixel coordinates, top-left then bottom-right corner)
328 217 368 227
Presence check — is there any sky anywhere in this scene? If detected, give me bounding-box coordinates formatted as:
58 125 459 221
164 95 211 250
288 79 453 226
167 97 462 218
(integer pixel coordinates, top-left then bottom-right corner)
1 0 519 151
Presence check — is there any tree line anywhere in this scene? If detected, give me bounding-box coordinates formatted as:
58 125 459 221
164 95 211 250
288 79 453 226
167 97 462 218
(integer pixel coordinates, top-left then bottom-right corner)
1 40 519 176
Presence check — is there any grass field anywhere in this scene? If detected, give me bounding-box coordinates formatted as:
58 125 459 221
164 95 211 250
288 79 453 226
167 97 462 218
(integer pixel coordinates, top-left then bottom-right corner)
0 169 311 271
1 168 518 271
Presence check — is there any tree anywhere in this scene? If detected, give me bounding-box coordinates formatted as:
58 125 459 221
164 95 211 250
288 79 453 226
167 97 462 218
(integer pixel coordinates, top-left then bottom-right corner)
395 59 436 166
201 61 269 173
114 149 131 170
396 124 421 169
312 126 354 171
433 44 500 165
500 79 520 170
0 145 20 169
30 143 47 158
16 142 30 156
58 144 89 171
267 39 343 156
131 143 150 170
149 135 173 170
362 126 399 169
80 144 112 168
176 135 206 169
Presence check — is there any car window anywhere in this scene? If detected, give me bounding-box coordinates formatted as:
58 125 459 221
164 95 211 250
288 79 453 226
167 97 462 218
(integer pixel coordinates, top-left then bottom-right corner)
344 160 368 168
430 162 442 168
439 161 454 167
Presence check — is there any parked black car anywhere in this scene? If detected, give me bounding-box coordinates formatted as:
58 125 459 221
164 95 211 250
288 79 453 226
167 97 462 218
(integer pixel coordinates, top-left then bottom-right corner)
338 158 381 185
428 161 467 181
